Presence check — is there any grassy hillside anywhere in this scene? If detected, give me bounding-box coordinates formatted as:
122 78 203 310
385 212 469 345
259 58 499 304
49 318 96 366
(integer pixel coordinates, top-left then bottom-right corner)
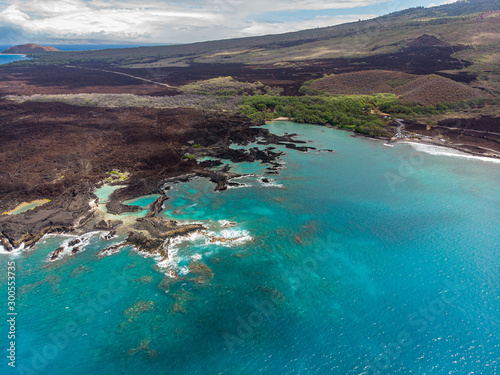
301 70 490 105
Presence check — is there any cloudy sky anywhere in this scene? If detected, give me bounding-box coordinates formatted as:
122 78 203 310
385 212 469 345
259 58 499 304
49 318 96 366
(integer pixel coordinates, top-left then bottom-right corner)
0 0 457 45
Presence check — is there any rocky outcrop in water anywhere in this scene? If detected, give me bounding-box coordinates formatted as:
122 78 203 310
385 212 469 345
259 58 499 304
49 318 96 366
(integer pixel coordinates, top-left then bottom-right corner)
126 232 164 255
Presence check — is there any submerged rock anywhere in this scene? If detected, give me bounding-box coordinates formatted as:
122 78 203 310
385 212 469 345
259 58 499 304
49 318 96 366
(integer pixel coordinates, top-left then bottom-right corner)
188 261 214 284
134 276 154 284
121 300 156 328
128 338 159 359
169 289 195 315
157 271 184 292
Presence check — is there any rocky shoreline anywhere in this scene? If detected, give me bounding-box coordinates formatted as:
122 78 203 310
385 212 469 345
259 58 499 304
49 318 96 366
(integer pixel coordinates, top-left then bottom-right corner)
2 108 498 254
385 117 500 160
0 106 309 253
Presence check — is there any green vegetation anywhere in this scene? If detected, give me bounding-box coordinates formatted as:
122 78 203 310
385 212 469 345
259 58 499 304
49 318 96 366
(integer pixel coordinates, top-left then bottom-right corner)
240 94 495 137
9 89 494 139
241 94 395 136
105 170 130 183
179 77 283 96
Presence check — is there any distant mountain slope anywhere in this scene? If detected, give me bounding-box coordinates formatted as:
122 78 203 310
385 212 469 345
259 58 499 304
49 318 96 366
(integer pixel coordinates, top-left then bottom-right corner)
1 44 59 54
23 0 499 68
5 0 499 95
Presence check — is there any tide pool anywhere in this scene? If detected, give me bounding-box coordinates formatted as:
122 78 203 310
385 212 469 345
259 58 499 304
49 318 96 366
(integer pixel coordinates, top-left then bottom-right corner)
122 194 161 208
94 184 126 204
2 199 50 216
1 122 499 374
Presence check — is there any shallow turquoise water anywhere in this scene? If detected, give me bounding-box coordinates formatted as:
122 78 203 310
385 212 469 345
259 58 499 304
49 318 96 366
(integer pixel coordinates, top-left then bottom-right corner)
122 194 161 208
3 201 48 216
94 184 126 204
2 122 499 374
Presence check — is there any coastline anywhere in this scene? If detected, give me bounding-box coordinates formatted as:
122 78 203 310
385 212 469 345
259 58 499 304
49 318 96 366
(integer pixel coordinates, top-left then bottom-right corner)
1 116 499 253
0 119 302 253
365 134 500 161
4 112 499 375
398 140 500 163
390 135 500 160
270 117 500 161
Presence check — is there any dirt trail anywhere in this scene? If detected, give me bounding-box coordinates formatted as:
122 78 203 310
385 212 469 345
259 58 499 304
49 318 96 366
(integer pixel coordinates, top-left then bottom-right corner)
435 125 500 136
66 65 179 89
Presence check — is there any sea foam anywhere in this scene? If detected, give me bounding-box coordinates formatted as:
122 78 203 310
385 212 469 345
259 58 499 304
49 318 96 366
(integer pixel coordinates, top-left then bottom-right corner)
405 142 500 164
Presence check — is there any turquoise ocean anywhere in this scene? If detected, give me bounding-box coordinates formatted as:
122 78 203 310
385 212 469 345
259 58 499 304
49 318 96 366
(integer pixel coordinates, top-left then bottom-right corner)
0 54 28 65
1 122 499 374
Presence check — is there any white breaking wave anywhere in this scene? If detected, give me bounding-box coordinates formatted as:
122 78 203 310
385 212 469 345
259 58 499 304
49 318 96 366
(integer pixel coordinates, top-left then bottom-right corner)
227 175 254 189
258 178 285 188
155 224 253 276
191 253 203 261
0 242 25 256
178 266 190 276
218 219 236 228
156 230 207 274
46 231 102 261
205 229 253 246
405 142 500 164
227 183 252 189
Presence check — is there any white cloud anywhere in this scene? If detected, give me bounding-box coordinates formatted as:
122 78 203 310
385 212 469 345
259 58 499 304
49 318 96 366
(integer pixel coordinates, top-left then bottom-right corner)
426 0 458 8
0 0 389 43
239 14 377 37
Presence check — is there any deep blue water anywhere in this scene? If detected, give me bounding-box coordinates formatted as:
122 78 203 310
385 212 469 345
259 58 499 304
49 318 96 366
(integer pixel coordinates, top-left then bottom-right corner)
1 122 499 374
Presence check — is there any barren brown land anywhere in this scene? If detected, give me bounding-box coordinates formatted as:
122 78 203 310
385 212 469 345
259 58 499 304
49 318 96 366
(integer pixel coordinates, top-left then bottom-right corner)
0 98 285 249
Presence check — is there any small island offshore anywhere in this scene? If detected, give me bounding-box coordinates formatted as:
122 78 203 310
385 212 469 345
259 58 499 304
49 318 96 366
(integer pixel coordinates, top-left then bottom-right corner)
0 1 499 374
1 43 60 54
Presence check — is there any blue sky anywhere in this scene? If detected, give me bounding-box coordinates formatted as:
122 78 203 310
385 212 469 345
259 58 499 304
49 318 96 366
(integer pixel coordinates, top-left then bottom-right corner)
0 0 457 45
